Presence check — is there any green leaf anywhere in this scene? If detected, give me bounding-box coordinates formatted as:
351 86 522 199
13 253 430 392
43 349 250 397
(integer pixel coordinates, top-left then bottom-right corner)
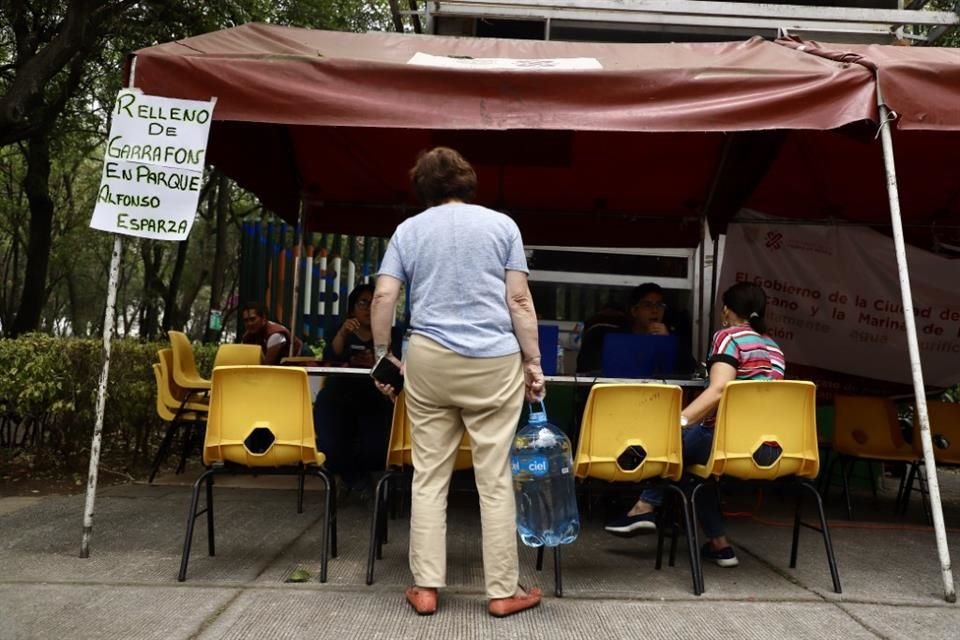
286 567 312 583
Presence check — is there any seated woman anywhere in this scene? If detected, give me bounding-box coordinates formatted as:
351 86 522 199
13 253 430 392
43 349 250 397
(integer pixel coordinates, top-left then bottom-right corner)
313 284 401 497
604 282 785 568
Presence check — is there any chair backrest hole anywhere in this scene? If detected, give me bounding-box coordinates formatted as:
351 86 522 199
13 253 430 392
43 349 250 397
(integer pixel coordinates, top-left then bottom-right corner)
244 427 276 454
617 445 647 471
753 441 782 467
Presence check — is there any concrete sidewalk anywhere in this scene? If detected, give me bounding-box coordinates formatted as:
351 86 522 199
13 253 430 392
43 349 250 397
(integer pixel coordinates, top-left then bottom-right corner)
2 471 959 640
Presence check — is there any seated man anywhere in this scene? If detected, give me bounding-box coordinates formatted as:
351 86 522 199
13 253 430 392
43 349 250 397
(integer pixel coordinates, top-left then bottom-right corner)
576 283 694 375
240 302 303 365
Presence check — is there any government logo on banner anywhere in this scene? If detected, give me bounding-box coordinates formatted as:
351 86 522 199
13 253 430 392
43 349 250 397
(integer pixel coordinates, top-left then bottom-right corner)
719 211 960 387
90 89 217 241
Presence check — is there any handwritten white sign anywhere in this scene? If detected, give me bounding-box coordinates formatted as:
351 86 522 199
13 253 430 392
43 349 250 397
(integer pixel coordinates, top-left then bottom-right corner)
89 90 216 241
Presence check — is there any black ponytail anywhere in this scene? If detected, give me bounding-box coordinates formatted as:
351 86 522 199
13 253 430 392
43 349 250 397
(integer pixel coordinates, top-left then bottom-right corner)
722 282 768 334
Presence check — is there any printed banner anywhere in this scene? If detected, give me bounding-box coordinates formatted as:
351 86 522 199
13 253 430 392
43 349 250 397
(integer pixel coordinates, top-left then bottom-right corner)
719 212 960 387
90 89 216 241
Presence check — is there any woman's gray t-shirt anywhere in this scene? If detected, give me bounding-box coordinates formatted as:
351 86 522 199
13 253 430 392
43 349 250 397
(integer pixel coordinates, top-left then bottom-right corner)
377 203 529 358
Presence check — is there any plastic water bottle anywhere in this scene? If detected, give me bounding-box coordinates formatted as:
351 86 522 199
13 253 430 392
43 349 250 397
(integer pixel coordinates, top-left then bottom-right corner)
511 402 580 547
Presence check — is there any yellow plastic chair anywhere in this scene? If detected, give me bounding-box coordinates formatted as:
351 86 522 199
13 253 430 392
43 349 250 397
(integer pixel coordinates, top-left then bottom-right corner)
821 395 916 519
178 366 336 583
152 365 205 425
151 364 207 482
149 351 211 483
688 380 841 594
365 391 472 585
212 343 263 368
900 401 960 520
571 383 700 595
168 330 211 393
157 350 210 413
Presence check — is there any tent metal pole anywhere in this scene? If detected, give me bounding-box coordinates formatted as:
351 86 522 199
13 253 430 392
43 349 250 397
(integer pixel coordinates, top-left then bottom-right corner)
696 217 706 357
699 133 733 353
708 234 720 340
877 99 955 603
288 201 305 357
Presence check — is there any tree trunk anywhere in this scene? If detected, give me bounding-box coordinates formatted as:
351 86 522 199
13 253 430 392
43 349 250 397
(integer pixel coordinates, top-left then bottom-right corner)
162 237 190 332
65 266 84 335
11 133 54 336
0 226 20 333
204 172 229 343
139 240 165 340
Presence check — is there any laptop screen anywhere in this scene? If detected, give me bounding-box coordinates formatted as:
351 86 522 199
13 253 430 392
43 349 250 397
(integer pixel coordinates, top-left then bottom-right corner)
600 333 679 378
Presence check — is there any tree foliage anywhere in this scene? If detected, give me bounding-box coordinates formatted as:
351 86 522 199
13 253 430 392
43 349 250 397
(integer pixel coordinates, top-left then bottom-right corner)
0 0 391 339
0 334 217 471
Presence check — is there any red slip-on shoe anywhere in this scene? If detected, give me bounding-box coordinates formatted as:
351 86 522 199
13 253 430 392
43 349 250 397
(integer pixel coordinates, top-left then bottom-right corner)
405 586 438 616
488 586 542 618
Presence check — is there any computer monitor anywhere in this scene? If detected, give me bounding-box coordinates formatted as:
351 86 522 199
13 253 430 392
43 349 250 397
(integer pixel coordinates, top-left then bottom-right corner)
538 324 559 376
600 333 679 378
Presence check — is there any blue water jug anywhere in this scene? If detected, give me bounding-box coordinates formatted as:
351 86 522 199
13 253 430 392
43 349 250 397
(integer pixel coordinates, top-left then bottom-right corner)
511 402 580 547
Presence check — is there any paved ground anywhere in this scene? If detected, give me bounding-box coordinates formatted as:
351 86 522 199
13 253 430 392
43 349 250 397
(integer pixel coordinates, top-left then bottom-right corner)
2 469 960 639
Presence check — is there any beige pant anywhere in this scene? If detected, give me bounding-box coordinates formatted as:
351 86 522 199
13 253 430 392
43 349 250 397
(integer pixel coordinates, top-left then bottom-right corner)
404 334 524 599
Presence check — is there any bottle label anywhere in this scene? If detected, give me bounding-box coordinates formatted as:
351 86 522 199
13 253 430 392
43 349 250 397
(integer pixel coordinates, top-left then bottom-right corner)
528 410 547 425
512 454 549 477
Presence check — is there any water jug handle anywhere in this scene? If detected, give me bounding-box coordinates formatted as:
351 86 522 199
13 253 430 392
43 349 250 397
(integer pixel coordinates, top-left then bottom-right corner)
528 400 548 423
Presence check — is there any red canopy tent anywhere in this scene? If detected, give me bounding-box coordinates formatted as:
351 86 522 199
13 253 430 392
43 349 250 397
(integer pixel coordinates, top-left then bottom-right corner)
116 25 960 600
129 24 878 247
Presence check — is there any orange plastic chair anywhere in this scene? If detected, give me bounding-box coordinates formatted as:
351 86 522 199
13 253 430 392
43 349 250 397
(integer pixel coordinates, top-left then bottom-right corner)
149 351 210 483
900 401 960 520
212 343 263 368
688 380 841 594
822 395 916 519
365 392 472 585
168 330 211 394
571 383 700 594
913 402 960 465
178 366 336 583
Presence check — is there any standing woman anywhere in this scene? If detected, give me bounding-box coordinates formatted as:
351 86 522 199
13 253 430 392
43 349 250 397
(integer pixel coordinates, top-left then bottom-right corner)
371 147 545 618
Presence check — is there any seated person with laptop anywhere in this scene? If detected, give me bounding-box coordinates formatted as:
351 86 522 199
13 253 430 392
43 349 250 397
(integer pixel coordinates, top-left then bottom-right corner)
577 283 695 377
